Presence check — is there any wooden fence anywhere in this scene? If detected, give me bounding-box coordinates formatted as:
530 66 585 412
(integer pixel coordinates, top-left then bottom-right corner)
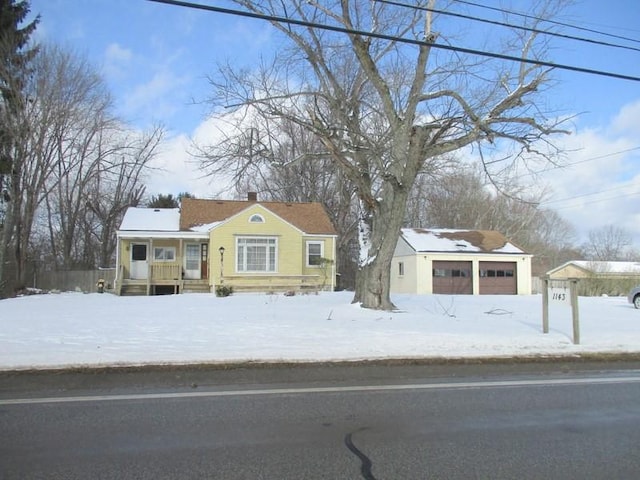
35 269 117 293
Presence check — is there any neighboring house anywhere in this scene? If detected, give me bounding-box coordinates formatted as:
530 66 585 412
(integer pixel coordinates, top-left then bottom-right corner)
546 260 640 296
390 228 532 295
115 194 338 295
547 260 640 279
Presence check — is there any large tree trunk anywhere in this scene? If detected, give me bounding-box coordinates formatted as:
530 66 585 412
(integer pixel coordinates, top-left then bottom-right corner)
353 183 410 310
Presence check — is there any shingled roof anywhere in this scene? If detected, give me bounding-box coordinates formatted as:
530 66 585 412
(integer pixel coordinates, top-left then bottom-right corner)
179 197 337 235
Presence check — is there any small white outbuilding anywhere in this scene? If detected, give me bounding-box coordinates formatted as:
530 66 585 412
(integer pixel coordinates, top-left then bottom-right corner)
390 228 532 295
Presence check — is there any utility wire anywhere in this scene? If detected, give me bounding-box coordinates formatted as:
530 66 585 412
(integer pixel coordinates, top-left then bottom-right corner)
512 146 640 181
540 146 640 175
542 183 640 205
452 0 640 46
147 0 640 82
375 0 640 54
548 189 640 211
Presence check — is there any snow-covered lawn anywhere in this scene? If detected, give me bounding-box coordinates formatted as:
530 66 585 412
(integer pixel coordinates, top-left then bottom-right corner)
1 291 639 370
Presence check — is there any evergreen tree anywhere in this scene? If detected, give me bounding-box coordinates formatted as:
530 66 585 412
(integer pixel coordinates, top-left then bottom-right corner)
0 0 39 296
147 194 180 208
1 0 39 126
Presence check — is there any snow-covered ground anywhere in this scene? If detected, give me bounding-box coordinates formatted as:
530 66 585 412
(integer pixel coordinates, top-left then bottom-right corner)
1 291 639 370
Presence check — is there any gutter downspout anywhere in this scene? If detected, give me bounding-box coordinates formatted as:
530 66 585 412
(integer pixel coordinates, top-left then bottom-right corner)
332 235 337 291
114 232 120 291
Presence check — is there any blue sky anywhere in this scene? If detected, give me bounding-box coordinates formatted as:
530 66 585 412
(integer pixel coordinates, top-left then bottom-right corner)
27 0 640 245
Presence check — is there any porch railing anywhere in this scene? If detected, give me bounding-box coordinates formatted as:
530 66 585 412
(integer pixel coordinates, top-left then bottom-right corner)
151 263 181 280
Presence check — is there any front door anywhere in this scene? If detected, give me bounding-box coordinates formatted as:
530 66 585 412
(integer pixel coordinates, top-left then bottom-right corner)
184 243 201 279
130 243 148 280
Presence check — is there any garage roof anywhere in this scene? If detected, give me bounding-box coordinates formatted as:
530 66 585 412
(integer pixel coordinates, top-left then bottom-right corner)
401 228 527 254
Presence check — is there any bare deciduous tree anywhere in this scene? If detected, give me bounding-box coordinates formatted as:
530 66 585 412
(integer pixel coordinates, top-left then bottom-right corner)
197 0 570 309
584 225 635 261
86 127 163 268
2 42 163 289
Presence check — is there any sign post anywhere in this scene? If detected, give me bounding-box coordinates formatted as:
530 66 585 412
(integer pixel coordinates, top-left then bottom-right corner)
570 279 580 345
543 277 580 345
542 276 549 334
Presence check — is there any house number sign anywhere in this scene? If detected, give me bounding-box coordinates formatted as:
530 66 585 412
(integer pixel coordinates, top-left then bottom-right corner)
542 278 581 345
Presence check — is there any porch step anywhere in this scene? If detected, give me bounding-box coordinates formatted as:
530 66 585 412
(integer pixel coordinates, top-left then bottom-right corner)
183 283 211 293
119 284 148 296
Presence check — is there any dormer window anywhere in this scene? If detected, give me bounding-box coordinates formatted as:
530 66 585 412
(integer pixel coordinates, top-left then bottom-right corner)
249 214 265 223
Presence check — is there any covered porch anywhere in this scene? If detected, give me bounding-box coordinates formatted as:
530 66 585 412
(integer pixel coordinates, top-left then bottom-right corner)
115 233 210 296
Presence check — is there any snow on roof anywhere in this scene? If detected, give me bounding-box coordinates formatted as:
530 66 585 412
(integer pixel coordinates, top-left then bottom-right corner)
189 221 223 232
119 207 180 231
552 260 640 275
400 228 526 254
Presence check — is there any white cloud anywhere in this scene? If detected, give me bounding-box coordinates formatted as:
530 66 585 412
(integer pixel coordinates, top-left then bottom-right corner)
145 118 236 200
121 69 191 125
145 110 267 200
103 42 133 79
611 99 640 136
146 133 215 199
105 42 132 63
536 104 640 244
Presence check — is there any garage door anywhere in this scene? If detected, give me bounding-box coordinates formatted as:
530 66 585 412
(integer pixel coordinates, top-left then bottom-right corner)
479 261 517 294
432 261 472 294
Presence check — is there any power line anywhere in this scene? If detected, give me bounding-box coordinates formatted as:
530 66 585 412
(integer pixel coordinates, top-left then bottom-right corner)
147 0 640 82
375 0 640 54
509 146 640 185
452 0 640 46
542 183 640 206
547 189 640 211
532 146 640 177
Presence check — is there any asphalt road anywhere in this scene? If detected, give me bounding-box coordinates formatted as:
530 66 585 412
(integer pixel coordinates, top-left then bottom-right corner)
2 362 640 479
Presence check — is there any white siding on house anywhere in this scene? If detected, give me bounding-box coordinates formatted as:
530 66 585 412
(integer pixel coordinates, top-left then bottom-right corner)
391 237 418 294
407 253 531 295
390 229 532 295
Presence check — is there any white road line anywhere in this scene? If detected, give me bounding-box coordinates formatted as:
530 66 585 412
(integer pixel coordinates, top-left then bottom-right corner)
2 375 640 406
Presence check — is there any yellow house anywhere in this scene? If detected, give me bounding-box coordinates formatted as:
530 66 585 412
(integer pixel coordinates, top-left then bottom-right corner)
115 194 338 295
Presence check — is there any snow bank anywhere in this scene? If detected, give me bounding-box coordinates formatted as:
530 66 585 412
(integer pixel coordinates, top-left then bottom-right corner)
1 291 639 370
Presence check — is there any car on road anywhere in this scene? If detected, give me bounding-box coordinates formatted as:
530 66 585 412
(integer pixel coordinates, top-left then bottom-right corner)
628 286 640 309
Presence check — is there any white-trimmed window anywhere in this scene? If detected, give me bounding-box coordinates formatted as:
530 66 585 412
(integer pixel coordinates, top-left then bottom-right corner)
306 241 324 267
237 237 277 272
249 214 265 223
153 247 176 262
398 261 405 276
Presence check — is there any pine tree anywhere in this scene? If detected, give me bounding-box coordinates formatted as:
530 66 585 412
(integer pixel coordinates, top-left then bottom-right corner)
0 0 39 296
147 194 180 209
0 0 39 111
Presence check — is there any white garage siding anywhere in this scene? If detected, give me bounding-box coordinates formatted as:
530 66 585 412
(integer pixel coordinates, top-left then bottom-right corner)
390 229 532 296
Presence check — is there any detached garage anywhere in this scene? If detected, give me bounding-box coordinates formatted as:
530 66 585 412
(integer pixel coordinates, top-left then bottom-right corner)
391 228 532 295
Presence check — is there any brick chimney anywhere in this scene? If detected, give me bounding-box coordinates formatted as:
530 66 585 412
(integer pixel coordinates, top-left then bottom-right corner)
247 192 257 202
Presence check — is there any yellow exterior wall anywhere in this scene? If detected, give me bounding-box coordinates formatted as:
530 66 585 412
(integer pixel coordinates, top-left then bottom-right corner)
116 204 336 293
208 205 336 290
118 238 184 278
548 264 589 279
